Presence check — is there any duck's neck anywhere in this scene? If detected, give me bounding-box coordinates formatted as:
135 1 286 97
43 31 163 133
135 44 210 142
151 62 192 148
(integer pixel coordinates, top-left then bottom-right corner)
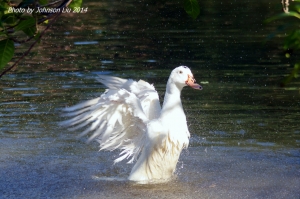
161 81 184 117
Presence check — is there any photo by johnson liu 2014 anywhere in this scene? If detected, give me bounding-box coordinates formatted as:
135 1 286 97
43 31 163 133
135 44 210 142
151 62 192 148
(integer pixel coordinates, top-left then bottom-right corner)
7 6 88 14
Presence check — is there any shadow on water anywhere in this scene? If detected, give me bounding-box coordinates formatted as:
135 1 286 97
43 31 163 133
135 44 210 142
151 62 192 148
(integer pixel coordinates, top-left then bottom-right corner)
1 0 300 198
12 0 290 73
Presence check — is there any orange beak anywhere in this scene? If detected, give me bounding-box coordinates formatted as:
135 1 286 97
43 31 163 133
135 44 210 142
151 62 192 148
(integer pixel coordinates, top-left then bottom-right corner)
185 74 202 90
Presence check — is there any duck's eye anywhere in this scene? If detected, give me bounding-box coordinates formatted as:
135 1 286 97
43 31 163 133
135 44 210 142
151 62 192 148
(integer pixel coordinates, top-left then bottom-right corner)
179 70 183 74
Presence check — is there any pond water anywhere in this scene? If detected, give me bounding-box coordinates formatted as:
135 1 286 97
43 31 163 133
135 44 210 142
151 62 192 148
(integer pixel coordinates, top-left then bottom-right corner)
1 0 300 198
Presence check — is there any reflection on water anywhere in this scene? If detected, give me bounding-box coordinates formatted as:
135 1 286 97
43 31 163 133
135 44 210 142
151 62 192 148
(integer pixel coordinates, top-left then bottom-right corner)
74 41 99 45
11 0 292 73
0 70 299 198
1 0 300 197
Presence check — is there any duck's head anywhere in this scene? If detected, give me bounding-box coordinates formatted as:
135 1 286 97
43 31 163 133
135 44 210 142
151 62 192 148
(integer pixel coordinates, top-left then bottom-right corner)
170 66 202 90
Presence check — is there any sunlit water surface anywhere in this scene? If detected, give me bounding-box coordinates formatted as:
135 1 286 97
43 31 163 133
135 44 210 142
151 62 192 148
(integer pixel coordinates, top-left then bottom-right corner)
0 70 299 198
1 0 300 198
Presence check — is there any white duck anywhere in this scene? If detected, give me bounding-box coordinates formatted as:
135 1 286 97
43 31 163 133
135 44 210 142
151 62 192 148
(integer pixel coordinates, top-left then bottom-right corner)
60 66 202 183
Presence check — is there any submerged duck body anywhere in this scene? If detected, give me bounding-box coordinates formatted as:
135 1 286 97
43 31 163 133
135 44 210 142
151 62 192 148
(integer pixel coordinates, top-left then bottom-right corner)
60 66 202 183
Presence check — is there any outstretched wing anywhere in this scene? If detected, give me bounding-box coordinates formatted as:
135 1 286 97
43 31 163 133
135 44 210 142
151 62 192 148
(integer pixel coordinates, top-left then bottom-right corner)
60 75 161 164
97 75 161 120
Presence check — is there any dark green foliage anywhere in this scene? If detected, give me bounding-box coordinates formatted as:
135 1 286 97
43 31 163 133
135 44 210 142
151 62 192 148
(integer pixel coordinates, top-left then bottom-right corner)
0 39 14 70
0 0 51 73
184 0 200 19
39 0 48 6
15 16 37 37
18 0 36 8
69 0 82 12
1 13 18 25
266 1 300 85
15 17 36 31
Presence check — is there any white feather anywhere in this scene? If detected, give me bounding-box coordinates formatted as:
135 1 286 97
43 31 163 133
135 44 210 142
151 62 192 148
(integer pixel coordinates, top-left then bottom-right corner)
60 66 202 183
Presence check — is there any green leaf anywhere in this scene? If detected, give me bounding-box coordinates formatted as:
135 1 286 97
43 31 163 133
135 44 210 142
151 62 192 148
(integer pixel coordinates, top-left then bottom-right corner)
15 17 37 36
15 17 36 31
0 2 9 12
0 21 4 30
0 39 14 70
281 63 300 86
69 0 82 12
184 0 200 19
39 0 48 6
1 13 18 25
23 25 36 37
18 0 35 8
265 12 300 23
0 6 7 12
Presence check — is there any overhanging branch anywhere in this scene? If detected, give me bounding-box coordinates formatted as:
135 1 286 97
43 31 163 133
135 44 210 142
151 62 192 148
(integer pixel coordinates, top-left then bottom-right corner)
0 0 73 78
